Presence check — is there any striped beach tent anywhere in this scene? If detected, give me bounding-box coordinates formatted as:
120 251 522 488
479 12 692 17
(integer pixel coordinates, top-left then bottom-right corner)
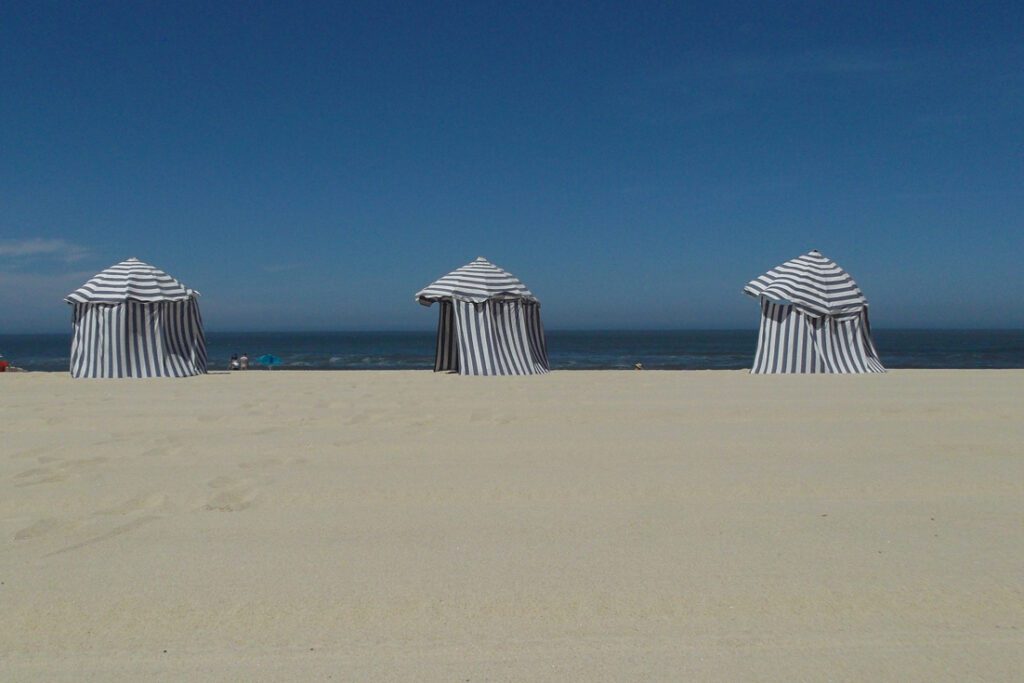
65 258 207 378
416 257 549 375
744 250 885 374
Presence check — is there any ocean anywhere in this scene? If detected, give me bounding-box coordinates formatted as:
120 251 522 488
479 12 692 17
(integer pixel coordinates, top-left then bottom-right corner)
1 330 1022 372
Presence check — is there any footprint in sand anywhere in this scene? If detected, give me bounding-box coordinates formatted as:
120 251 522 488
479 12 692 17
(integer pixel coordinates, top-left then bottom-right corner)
14 456 110 487
46 516 158 556
408 414 439 430
95 493 172 516
202 476 258 511
61 456 109 470
203 488 257 512
159 435 183 447
237 458 282 471
14 518 69 540
13 469 66 487
343 411 370 425
11 447 48 460
14 467 51 479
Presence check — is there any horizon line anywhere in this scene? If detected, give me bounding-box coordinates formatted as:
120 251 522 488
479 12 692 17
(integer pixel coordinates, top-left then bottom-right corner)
3 326 1024 337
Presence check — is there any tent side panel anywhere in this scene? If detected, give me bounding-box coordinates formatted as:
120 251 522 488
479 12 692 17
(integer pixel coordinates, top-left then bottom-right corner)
71 303 122 378
451 300 481 375
487 300 519 374
524 302 549 372
450 300 548 376
491 300 537 375
859 309 886 372
190 298 208 373
69 303 90 377
751 299 885 374
70 300 206 378
160 299 208 376
433 301 458 372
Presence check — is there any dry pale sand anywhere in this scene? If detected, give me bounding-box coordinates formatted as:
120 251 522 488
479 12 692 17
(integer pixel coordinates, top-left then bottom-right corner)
1 370 1022 681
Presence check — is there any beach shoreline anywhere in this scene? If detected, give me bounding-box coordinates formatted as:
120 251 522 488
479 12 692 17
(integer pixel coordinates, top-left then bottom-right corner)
3 329 1022 373
2 370 1022 680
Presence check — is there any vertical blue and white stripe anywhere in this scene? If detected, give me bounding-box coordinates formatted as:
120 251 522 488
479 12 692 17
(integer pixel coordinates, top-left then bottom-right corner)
418 257 549 376
744 251 884 374
66 258 208 378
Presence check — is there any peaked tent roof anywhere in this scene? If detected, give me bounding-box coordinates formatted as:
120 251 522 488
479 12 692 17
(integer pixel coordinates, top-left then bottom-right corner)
65 257 199 304
743 250 868 317
416 257 538 306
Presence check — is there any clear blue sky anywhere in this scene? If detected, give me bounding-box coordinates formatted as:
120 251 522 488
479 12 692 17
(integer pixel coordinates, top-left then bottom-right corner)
2 1 1021 332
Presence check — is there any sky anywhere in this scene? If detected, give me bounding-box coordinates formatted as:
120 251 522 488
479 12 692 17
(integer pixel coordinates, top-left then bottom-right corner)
1 1 1022 332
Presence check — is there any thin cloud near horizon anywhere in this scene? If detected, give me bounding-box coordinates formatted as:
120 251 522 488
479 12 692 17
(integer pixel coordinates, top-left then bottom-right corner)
0 238 92 263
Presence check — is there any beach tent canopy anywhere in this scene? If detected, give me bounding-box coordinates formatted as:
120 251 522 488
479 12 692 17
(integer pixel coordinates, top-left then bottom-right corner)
65 258 207 378
416 256 538 305
415 257 549 376
743 249 868 318
743 250 884 374
66 257 197 304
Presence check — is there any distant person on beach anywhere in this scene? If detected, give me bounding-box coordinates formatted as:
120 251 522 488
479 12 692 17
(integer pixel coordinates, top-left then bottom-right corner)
229 354 240 371
240 353 249 370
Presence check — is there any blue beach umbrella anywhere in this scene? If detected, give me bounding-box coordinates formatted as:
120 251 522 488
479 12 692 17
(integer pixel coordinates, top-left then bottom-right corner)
256 354 282 369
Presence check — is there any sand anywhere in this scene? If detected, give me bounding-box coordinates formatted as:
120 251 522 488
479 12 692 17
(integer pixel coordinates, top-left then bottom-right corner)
1 370 1022 681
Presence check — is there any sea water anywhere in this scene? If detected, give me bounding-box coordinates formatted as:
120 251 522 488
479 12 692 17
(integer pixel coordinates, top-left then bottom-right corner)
1 330 1022 372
